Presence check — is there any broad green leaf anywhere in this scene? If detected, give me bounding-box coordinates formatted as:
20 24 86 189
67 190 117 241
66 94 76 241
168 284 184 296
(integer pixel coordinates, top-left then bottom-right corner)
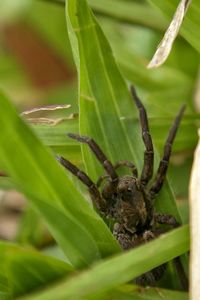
66 0 184 222
20 225 189 300
0 241 73 298
0 91 120 268
148 0 200 55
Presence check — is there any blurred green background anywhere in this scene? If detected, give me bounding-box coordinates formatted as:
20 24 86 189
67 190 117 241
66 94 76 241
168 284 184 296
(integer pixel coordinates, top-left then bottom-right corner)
0 1 198 298
0 0 198 249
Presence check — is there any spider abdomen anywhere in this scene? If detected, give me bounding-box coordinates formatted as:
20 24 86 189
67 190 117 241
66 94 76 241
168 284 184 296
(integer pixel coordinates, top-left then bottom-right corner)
113 198 147 233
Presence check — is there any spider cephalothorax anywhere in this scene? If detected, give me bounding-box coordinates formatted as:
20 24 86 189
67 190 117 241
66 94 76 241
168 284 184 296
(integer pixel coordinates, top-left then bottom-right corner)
57 86 187 288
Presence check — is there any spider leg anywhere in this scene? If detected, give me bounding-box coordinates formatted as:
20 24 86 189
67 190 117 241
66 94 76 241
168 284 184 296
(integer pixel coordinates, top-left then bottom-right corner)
68 133 118 182
57 156 107 213
131 86 154 186
154 212 179 227
154 213 188 290
97 174 110 188
150 105 185 197
114 160 138 177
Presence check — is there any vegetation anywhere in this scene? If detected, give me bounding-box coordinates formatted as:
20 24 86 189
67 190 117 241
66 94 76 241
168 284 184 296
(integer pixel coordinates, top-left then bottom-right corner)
0 0 199 299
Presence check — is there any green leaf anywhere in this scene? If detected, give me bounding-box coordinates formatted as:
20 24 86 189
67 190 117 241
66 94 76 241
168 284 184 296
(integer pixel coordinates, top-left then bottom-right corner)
150 113 198 153
31 118 80 161
88 0 168 31
19 225 189 300
0 91 120 268
0 241 73 298
66 0 183 222
99 18 196 98
100 285 188 300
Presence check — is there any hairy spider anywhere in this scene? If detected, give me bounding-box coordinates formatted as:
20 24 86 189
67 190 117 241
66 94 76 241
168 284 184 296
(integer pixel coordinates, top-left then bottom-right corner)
57 86 187 289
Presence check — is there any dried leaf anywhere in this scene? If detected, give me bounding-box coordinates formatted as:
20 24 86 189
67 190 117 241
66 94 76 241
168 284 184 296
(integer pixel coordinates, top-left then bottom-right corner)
25 113 78 126
148 0 192 68
21 105 77 126
189 129 200 300
21 104 71 116
25 117 65 125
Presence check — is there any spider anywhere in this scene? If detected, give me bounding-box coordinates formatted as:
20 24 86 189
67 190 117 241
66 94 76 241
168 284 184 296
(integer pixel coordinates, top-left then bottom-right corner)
57 86 187 289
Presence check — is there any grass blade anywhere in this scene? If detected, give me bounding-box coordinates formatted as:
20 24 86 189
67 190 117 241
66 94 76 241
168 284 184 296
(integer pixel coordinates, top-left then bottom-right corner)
66 0 184 222
20 225 189 300
100 285 188 300
0 241 73 297
0 91 120 268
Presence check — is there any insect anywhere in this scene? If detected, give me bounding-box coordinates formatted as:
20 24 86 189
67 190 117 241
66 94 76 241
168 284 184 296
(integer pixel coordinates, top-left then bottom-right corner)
57 86 187 288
